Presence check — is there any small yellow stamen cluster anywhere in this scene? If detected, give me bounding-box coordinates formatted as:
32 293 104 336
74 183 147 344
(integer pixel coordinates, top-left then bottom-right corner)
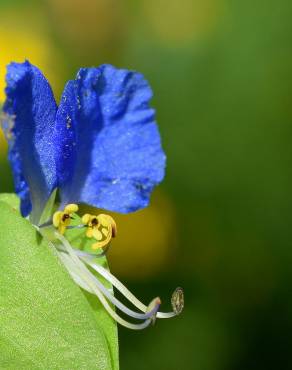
82 213 117 250
53 204 79 235
52 204 117 250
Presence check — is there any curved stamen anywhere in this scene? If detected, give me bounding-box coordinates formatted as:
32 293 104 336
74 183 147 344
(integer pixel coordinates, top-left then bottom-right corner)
81 255 147 310
58 251 94 293
55 238 183 319
80 255 184 319
82 213 117 250
171 287 184 315
60 248 161 320
54 232 160 330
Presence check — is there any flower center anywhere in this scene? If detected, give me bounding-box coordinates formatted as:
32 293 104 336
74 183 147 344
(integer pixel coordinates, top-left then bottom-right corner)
82 213 117 250
51 204 117 251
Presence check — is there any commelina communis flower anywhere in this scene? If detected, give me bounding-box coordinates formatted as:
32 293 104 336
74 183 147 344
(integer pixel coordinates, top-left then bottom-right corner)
1 61 184 329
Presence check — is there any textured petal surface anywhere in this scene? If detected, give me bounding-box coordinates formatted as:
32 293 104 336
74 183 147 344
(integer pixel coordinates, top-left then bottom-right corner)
3 61 58 221
57 64 166 213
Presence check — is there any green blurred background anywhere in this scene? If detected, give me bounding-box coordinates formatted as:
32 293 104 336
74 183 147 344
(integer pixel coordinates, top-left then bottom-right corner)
1 0 292 369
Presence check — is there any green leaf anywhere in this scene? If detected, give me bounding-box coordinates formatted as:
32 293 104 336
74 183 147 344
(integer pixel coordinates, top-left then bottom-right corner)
0 193 19 209
0 195 117 370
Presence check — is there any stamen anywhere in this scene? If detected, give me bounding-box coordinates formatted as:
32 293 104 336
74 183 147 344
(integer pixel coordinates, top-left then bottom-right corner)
80 255 184 319
35 188 184 329
58 251 93 293
171 287 184 315
59 244 160 319
82 213 117 250
81 267 161 320
53 204 79 234
54 232 161 330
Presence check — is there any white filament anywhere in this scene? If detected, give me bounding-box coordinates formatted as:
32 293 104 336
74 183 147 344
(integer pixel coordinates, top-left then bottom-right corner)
54 232 160 330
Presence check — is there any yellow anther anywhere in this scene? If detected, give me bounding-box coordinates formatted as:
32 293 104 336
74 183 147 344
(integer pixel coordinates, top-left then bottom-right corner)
64 204 79 213
82 213 117 250
53 203 79 235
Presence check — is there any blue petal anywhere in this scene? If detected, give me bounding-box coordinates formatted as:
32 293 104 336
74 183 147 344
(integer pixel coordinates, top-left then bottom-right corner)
3 61 58 221
57 64 166 213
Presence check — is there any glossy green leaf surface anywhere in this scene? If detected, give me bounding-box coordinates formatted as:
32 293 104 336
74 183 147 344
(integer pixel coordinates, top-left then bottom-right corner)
0 194 118 370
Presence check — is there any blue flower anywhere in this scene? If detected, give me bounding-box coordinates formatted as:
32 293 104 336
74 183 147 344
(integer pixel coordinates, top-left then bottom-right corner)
1 61 184 330
2 61 166 224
